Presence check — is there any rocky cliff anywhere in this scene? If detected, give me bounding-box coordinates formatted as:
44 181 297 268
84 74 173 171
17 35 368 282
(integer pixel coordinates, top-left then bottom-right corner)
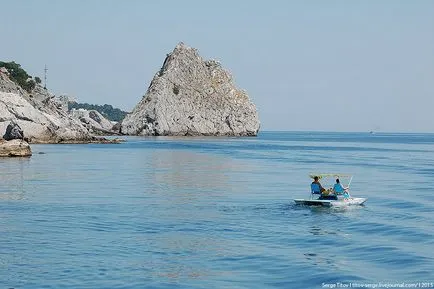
0 68 97 143
70 108 116 135
120 43 260 136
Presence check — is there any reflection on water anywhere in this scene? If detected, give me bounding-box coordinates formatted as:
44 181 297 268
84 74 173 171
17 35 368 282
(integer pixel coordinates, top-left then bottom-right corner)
0 192 25 201
303 252 336 267
148 150 234 192
0 158 28 200
309 226 338 236
147 233 222 280
1 133 434 288
141 150 248 280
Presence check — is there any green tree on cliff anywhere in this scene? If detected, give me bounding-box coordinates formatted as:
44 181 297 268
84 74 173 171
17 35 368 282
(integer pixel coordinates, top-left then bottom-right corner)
68 102 128 122
0 61 36 92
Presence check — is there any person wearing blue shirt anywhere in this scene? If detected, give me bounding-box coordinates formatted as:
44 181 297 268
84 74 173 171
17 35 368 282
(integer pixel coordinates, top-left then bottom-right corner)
313 176 338 200
311 176 325 194
333 178 349 198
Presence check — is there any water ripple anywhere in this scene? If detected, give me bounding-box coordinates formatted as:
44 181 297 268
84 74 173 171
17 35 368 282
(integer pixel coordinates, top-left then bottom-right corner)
1 132 434 288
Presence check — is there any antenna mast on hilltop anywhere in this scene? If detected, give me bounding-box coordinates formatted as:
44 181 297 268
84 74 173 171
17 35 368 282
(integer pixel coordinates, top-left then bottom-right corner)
44 64 48 89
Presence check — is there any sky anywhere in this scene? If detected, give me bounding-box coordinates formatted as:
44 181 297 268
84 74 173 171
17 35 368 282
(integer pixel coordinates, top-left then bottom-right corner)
1 0 433 132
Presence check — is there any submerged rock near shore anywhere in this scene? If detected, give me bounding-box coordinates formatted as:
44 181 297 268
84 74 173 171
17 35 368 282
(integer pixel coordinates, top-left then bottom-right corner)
120 42 260 136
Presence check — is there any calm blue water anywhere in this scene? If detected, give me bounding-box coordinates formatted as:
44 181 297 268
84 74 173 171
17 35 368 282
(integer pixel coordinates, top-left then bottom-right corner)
1 132 434 288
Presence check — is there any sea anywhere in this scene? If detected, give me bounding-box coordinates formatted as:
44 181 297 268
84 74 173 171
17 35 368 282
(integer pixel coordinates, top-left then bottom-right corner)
1 131 433 289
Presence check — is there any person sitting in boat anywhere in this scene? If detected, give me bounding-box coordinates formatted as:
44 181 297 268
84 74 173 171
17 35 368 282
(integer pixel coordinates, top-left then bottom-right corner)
311 176 325 194
333 178 349 198
312 176 338 200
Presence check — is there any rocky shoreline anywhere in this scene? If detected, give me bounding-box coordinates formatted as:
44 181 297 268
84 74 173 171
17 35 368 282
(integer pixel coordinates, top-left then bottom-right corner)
1 65 123 148
0 139 32 157
0 120 123 157
30 137 124 145
1 43 260 157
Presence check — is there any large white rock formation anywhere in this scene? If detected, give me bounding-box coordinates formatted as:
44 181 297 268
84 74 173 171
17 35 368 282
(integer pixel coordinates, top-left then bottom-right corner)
0 69 93 143
120 43 260 136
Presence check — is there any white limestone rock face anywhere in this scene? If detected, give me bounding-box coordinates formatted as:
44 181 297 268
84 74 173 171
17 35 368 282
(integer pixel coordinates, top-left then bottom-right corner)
70 108 116 134
0 71 92 143
120 43 260 136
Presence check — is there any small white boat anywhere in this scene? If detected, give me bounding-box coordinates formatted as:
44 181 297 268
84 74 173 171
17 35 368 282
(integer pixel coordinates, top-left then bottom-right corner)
294 197 367 207
294 173 367 207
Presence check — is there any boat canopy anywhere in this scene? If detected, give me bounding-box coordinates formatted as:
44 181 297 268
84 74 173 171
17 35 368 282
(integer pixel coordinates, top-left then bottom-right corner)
309 173 352 179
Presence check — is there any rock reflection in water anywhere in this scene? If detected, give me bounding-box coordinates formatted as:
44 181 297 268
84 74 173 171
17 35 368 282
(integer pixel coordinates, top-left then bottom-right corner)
0 158 27 200
145 149 244 200
136 149 243 280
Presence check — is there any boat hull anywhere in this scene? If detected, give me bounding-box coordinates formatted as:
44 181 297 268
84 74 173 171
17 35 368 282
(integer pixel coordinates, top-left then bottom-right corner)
294 197 367 207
